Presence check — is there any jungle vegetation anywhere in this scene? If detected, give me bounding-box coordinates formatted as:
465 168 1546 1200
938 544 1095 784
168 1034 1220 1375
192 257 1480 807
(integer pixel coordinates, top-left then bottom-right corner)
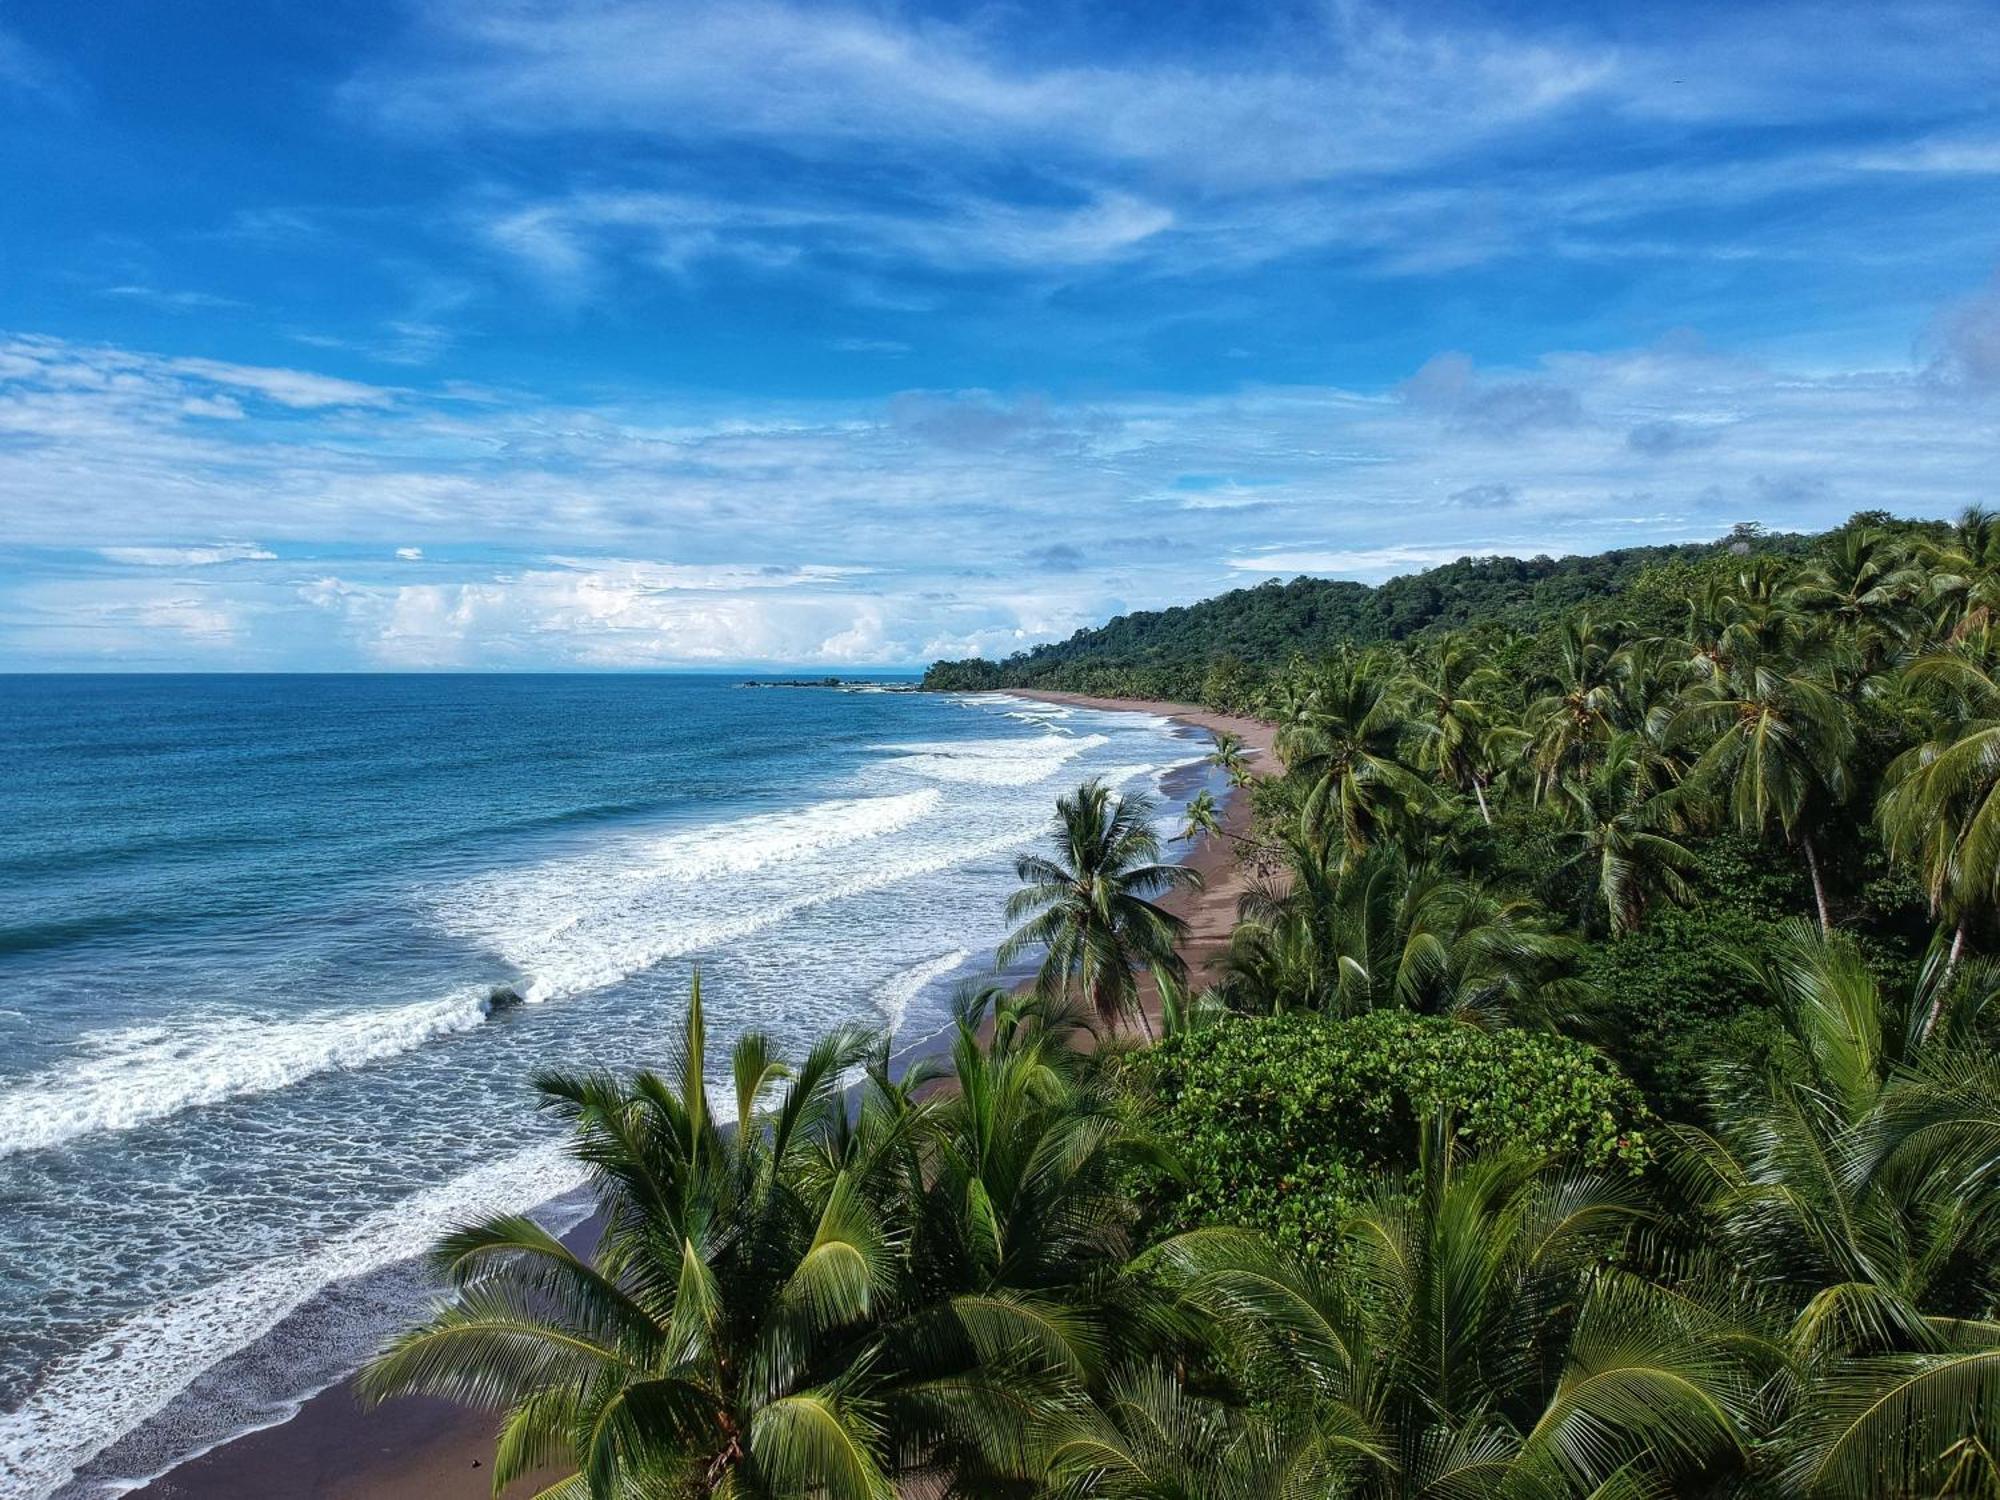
368 510 2000 1498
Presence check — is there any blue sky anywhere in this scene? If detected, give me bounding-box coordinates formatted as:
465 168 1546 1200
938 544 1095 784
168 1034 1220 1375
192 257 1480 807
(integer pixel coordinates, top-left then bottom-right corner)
1 0 1997 669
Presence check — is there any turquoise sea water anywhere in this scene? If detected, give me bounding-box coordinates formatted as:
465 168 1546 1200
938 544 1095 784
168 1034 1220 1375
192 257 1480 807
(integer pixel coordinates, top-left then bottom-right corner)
0 675 1204 1498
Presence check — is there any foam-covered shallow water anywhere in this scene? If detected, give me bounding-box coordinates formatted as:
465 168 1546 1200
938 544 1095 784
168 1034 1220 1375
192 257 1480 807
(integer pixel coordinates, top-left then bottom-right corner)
0 675 1200 1498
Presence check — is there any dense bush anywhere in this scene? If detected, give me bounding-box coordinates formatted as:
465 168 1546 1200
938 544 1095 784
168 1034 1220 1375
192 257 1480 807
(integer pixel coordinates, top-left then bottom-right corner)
1137 1009 1651 1257
1579 905 1786 1124
1580 834 1929 1122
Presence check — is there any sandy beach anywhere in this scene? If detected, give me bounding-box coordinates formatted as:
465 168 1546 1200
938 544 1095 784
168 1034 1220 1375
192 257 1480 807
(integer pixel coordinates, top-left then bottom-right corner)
129 692 1276 1500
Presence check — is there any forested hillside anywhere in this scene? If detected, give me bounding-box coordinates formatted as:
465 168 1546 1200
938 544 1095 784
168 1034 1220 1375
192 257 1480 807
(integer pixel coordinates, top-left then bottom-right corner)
923 524 1835 697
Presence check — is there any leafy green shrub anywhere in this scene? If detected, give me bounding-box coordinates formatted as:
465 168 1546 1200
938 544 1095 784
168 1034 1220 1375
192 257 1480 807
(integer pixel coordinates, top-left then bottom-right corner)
1577 833 1923 1124
1578 904 1784 1125
1136 1010 1651 1258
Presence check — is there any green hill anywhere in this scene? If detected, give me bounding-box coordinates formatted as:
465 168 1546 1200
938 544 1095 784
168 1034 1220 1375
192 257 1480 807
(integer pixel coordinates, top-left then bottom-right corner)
922 527 1826 699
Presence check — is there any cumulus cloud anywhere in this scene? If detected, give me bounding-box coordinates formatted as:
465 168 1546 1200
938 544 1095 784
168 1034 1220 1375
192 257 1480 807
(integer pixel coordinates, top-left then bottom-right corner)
296 560 977 668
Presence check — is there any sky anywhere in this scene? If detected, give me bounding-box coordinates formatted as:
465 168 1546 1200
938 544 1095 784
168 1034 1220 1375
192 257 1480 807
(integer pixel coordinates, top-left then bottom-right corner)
0 1 1997 670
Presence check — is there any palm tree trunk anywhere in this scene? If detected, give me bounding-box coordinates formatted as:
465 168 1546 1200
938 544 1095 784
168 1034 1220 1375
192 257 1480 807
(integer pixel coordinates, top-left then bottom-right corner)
1922 918 1968 1042
1471 777 1491 826
1801 833 1831 935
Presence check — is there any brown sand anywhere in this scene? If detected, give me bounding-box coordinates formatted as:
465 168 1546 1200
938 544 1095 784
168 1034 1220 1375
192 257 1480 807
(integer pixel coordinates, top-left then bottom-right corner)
1005 692 1278 1021
129 692 1276 1499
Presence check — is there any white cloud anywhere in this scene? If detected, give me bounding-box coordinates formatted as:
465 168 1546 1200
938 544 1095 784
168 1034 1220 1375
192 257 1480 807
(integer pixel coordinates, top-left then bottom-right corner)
476 186 1174 295
4 312 1999 668
99 285 246 312
336 0 2000 295
1226 545 1493 581
97 543 277 567
0 23 76 107
348 1 1619 191
164 357 393 409
1851 135 2000 175
299 562 932 668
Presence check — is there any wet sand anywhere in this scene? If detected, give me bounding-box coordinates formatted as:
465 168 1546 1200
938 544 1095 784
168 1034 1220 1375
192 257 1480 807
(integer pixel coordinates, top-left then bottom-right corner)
128 691 1276 1499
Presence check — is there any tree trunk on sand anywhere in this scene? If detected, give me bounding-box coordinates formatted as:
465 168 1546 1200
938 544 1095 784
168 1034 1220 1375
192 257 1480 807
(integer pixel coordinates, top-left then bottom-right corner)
1801 834 1831 935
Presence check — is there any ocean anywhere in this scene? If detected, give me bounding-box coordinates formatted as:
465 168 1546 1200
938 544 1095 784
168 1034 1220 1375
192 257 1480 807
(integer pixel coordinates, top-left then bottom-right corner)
0 675 1206 1499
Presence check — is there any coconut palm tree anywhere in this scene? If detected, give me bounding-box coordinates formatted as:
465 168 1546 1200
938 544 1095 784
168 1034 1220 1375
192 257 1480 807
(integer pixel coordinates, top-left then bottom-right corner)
1206 729 1255 788
1149 1126 1760 1500
1878 636 2000 974
1221 841 1585 1027
1668 644 1853 932
1670 923 2000 1498
359 981 918 1500
1918 505 2000 640
1177 789 1222 845
999 779 1201 1039
1788 525 1923 680
1397 633 1520 825
1525 614 1631 798
1037 1364 1336 1500
1275 650 1432 859
1547 730 1698 935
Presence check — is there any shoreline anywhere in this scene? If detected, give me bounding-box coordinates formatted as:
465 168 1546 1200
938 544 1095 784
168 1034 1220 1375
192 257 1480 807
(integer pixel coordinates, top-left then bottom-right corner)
123 692 1274 1500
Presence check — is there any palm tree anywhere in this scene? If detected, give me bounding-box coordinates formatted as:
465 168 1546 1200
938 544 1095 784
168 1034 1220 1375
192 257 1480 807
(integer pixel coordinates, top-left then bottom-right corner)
1000 779 1200 1039
1671 923 2000 1498
1788 525 1922 680
1917 505 2000 640
1547 730 1698 935
1668 643 1854 932
359 980 917 1500
1524 614 1630 797
1150 1126 1759 1500
1206 729 1255 788
1038 1364 1334 1499
1177 789 1221 845
1222 841 1586 1027
1879 637 2000 974
1397 633 1520 825
1275 650 1432 860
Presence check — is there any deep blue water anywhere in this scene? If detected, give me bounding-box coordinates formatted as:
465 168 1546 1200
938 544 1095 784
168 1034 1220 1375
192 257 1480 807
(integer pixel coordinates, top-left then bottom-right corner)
0 675 1201 1498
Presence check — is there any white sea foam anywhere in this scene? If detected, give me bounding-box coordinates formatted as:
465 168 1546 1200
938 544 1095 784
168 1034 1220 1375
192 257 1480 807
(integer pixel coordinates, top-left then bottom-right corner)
875 733 1107 786
0 1140 589 1500
0 990 495 1160
621 789 941 879
0 794 945 1159
439 811 1046 1004
871 949 971 1033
